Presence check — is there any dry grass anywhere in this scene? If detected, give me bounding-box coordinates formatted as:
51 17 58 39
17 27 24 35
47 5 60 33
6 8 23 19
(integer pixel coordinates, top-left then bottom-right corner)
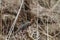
0 0 60 40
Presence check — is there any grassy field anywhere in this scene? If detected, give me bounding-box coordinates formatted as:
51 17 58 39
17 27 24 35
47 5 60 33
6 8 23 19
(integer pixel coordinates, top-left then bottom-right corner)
0 0 60 40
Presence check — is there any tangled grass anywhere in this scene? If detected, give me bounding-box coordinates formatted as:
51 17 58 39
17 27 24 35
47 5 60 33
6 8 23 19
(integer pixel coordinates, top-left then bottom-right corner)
0 0 60 40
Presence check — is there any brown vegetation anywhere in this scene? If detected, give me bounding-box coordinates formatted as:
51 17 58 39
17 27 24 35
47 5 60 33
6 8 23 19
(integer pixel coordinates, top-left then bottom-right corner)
0 0 60 40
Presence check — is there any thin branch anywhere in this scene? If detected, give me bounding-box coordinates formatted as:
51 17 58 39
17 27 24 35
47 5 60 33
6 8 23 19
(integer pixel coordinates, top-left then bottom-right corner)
39 29 53 38
49 0 60 12
5 0 24 40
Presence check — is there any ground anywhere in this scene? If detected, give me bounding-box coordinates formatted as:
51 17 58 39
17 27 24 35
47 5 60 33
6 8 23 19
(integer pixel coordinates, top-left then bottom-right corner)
0 0 60 40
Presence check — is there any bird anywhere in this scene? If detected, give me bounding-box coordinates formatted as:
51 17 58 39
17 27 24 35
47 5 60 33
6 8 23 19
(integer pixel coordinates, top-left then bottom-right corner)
14 19 34 34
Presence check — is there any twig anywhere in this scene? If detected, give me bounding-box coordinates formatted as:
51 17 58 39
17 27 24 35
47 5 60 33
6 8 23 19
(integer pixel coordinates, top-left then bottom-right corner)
49 0 60 12
5 0 24 40
39 29 53 38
